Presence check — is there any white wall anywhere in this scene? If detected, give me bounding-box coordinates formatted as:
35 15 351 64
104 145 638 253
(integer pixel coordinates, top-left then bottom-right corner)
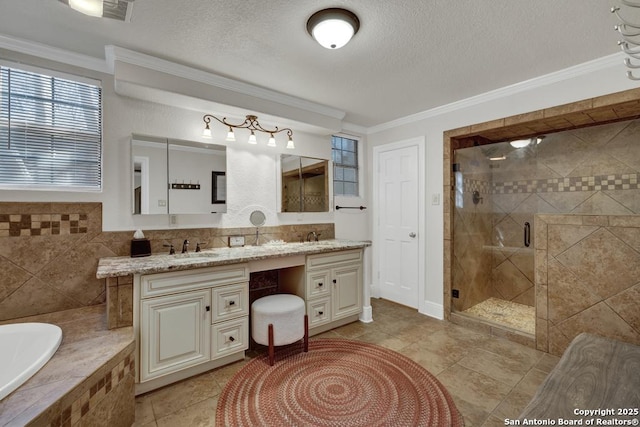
366 58 639 318
0 47 371 234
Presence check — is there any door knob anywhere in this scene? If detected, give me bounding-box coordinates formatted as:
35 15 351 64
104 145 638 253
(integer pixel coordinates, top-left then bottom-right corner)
409 232 416 238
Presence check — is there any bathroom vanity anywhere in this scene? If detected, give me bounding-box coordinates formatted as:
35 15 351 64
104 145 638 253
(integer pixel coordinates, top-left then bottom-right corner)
96 239 370 394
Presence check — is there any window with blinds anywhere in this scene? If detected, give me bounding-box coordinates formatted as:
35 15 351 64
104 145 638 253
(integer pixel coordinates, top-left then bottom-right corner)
0 65 102 191
332 135 359 196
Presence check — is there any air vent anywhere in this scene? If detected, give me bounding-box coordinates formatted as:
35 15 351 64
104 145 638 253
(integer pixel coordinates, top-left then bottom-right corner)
58 0 134 22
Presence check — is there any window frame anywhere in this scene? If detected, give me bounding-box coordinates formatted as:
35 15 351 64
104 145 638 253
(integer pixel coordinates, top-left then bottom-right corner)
332 133 361 197
0 60 103 192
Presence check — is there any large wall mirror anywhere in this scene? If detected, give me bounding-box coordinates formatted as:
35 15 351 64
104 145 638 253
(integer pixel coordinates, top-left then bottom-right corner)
132 134 227 215
281 154 329 212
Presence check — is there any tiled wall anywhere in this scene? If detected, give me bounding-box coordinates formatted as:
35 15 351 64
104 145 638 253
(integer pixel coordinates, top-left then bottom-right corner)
0 201 334 321
453 119 640 312
535 214 640 356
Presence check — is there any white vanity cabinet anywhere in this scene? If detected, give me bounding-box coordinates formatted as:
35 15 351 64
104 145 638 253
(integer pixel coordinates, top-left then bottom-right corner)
282 249 363 332
136 264 249 393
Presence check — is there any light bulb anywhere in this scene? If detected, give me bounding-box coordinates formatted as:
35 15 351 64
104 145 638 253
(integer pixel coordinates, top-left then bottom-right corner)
312 19 355 49
267 134 276 147
286 137 295 149
226 128 235 142
69 0 103 17
248 131 257 144
202 124 212 139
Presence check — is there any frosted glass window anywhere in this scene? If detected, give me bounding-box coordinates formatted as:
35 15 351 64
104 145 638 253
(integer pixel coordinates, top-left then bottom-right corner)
0 65 102 191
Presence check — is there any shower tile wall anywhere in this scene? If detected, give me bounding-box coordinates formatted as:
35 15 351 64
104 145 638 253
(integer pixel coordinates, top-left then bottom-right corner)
453 119 640 313
0 201 335 321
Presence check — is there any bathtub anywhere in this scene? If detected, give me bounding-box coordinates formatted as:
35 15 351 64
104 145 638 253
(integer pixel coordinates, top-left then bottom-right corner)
0 322 62 401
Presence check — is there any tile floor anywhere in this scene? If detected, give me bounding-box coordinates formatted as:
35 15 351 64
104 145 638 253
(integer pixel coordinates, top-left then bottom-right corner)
134 298 559 427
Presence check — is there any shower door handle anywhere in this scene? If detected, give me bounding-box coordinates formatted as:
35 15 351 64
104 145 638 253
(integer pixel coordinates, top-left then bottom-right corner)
524 222 531 248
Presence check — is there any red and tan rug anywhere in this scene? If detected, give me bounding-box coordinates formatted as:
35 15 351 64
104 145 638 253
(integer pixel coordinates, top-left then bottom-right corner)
216 338 464 426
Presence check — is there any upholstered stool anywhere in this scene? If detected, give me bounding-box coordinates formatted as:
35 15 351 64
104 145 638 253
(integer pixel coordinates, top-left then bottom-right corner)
251 294 308 366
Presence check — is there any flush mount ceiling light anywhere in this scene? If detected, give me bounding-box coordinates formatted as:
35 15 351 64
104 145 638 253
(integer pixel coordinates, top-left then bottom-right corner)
59 0 134 21
202 114 295 149
307 8 360 49
69 0 103 16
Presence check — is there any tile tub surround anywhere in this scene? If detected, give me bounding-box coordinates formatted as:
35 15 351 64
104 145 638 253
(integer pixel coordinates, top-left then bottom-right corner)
0 305 135 427
0 200 334 322
535 214 640 356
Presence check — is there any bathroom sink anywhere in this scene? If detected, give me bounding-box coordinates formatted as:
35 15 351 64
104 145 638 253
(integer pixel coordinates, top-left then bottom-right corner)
171 251 219 260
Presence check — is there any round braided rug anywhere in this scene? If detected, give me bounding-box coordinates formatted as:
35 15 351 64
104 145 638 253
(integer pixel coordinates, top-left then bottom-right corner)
216 338 464 427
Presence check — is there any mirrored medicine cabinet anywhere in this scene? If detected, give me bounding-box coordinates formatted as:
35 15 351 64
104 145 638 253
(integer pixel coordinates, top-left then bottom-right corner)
132 134 227 215
280 154 329 212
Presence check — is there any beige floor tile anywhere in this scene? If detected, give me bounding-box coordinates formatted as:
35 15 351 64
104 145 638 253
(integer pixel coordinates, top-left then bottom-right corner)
437 365 513 414
397 343 456 375
458 348 536 387
133 394 155 426
514 368 550 396
133 298 555 426
534 352 561 373
491 388 536 420
352 330 412 351
155 397 217 427
482 415 510 427
149 371 221 419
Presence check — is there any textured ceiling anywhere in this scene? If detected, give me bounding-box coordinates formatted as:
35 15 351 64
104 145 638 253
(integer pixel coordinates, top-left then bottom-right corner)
0 0 624 127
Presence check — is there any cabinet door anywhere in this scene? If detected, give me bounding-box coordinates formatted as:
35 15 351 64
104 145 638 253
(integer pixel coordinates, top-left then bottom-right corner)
140 290 211 382
332 263 362 320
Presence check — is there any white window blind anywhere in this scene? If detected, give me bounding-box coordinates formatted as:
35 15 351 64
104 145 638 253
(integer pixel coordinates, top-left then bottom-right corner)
0 65 102 191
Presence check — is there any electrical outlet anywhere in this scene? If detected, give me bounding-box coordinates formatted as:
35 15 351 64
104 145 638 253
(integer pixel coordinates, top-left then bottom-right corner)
452 289 459 298
170 214 177 225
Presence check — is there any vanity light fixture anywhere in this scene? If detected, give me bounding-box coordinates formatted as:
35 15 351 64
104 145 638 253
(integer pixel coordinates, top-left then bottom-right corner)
307 8 360 49
202 114 295 149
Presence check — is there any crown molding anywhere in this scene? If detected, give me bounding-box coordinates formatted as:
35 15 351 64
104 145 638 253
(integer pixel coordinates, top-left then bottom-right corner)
367 53 628 135
105 45 346 121
0 34 110 74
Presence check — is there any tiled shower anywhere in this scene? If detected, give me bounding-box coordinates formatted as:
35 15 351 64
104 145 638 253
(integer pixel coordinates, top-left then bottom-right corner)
452 118 640 337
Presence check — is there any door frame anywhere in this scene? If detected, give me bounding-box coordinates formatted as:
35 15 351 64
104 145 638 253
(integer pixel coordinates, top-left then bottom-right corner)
372 136 425 312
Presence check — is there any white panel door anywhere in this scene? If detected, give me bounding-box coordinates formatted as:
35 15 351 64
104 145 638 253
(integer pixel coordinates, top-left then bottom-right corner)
377 145 419 308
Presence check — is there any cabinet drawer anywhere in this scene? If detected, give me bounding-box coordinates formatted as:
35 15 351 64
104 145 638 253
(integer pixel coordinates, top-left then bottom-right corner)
211 317 249 360
141 264 249 298
306 249 362 270
306 270 331 298
211 282 249 323
307 297 331 328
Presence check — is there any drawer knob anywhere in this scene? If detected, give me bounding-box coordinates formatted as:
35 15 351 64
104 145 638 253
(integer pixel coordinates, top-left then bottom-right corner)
318 283 323 287
229 300 235 306
318 311 324 316
205 306 211 312
229 336 235 342
332 279 337 284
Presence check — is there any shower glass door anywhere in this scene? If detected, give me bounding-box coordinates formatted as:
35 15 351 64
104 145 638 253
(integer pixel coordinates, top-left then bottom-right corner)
452 138 539 334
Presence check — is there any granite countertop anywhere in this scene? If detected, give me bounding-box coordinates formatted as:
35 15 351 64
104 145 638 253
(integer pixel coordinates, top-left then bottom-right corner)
96 239 371 278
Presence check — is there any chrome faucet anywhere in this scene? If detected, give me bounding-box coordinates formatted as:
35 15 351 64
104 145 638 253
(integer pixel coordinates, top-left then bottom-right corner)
306 231 319 242
182 239 189 253
163 243 175 255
